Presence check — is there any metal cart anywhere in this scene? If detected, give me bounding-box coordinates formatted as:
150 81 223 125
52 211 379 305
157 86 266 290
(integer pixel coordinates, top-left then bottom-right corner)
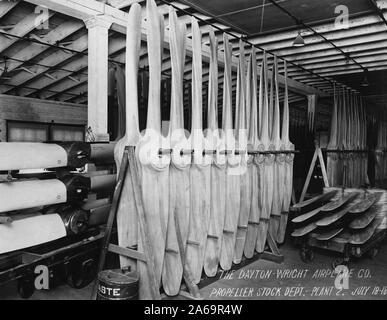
296 229 386 269
0 227 105 299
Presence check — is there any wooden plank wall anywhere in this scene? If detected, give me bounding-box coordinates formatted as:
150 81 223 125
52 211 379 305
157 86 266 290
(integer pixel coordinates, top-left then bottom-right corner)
0 94 87 142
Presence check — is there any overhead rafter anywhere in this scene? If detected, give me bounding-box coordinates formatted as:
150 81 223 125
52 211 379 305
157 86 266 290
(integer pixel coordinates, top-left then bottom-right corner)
0 1 20 19
370 0 387 28
0 8 55 55
267 0 368 72
1 33 89 95
8 36 127 97
5 20 85 73
24 0 328 97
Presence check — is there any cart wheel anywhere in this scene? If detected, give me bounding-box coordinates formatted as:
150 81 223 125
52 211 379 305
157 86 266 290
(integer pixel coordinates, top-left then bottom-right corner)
67 259 96 289
300 247 314 263
17 277 35 299
368 247 379 259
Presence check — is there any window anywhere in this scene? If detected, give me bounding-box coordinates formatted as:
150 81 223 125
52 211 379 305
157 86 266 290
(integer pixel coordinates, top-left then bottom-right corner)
7 121 85 142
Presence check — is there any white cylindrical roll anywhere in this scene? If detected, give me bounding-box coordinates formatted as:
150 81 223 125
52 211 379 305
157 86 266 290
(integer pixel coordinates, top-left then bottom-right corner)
0 142 68 170
0 179 67 213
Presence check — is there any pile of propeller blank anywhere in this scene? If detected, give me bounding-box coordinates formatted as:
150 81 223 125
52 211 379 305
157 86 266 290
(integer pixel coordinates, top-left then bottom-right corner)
114 0 294 299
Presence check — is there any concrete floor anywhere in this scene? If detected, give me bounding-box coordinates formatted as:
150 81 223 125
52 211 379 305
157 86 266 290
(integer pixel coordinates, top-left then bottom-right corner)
1 238 386 300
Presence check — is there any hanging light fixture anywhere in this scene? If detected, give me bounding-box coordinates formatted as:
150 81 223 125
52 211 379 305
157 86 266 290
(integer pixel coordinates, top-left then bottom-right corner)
361 68 370 87
293 32 305 47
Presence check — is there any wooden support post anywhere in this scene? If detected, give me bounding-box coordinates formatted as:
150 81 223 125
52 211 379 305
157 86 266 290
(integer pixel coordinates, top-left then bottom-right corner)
317 148 329 188
84 17 112 142
0 119 6 142
299 147 330 203
300 148 318 203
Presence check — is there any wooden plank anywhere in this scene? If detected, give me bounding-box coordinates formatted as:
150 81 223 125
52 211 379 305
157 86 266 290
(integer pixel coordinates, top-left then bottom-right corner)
0 94 86 125
268 56 284 243
256 51 274 253
318 147 329 187
219 33 240 270
203 28 227 277
185 16 212 284
244 47 261 259
108 244 146 262
299 148 319 203
162 7 191 296
136 0 169 298
233 40 250 265
113 2 141 274
278 60 294 244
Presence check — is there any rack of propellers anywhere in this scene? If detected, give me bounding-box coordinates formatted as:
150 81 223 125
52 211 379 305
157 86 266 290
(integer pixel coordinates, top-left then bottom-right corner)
326 84 369 189
370 112 387 188
112 0 297 299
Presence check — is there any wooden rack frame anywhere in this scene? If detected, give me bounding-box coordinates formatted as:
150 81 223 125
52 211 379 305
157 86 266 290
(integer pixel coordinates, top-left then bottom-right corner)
91 146 283 300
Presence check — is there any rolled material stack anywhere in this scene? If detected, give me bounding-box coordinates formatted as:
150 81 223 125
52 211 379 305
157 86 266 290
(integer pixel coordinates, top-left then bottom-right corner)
0 142 116 255
117 0 295 299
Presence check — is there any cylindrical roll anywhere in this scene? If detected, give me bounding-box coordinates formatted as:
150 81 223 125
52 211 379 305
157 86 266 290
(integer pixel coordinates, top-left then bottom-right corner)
81 198 110 211
88 204 111 227
0 214 67 254
90 143 116 164
60 208 88 235
89 174 116 192
0 143 68 171
0 179 67 213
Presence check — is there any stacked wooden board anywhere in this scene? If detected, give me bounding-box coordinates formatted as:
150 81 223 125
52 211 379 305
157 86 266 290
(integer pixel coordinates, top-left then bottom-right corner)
291 187 387 248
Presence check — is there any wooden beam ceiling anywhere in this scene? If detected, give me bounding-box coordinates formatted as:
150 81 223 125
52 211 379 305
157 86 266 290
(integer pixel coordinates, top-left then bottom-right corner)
0 0 386 105
23 0 327 97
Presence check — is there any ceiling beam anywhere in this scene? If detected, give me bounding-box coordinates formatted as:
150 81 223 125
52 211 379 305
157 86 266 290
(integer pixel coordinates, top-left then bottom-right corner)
24 0 327 97
287 54 387 76
0 9 55 55
375 0 387 9
247 22 387 53
0 33 89 95
21 36 127 98
245 14 384 46
52 82 88 101
283 48 387 68
250 32 387 59
259 39 387 63
293 63 387 80
106 0 144 9
0 0 20 19
5 20 85 72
